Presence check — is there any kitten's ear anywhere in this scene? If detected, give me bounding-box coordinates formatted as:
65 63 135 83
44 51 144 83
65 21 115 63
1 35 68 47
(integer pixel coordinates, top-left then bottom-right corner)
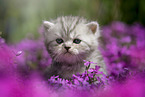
86 22 99 34
43 21 54 30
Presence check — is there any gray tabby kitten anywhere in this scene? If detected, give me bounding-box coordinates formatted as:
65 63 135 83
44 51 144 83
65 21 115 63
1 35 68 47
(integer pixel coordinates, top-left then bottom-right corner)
43 16 107 79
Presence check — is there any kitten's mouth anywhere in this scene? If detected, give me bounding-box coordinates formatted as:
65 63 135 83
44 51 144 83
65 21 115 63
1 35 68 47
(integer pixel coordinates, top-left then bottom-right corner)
64 51 73 56
60 51 80 63
64 51 72 54
55 51 82 63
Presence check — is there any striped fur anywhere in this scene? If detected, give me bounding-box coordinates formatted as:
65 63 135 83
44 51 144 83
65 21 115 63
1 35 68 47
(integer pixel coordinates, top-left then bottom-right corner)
43 16 107 79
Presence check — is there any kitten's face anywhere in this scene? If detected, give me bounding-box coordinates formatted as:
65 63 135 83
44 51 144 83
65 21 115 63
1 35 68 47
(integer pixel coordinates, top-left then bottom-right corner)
43 17 99 63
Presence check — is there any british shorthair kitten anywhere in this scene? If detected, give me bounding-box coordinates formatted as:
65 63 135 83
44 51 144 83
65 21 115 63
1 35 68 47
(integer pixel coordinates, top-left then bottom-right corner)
43 16 107 79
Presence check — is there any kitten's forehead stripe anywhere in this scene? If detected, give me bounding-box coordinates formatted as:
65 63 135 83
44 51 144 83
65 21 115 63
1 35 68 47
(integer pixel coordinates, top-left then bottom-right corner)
62 17 69 37
60 17 67 37
67 26 70 37
59 16 85 39
69 17 81 33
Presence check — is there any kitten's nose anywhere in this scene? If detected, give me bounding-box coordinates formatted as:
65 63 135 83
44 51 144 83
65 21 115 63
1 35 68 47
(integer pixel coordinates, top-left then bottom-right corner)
64 46 71 51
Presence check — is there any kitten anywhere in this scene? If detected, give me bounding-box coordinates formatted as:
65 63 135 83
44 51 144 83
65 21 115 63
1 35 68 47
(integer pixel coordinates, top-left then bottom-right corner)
43 16 107 79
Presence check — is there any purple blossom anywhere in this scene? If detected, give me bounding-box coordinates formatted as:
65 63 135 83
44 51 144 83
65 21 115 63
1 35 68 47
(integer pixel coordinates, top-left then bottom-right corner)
101 22 145 76
0 22 145 97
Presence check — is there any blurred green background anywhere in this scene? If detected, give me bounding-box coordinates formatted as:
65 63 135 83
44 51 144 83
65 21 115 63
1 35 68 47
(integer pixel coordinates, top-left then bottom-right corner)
0 0 145 43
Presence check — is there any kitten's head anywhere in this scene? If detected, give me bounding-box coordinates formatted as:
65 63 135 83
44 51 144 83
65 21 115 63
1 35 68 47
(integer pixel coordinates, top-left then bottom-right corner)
43 16 100 64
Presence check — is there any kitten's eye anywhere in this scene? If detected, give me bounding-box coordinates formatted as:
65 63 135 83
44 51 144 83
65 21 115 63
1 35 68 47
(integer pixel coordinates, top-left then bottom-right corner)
73 39 81 44
56 38 64 44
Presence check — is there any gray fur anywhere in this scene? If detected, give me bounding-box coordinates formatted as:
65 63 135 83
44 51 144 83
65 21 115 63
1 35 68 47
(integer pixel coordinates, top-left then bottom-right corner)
43 16 107 79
